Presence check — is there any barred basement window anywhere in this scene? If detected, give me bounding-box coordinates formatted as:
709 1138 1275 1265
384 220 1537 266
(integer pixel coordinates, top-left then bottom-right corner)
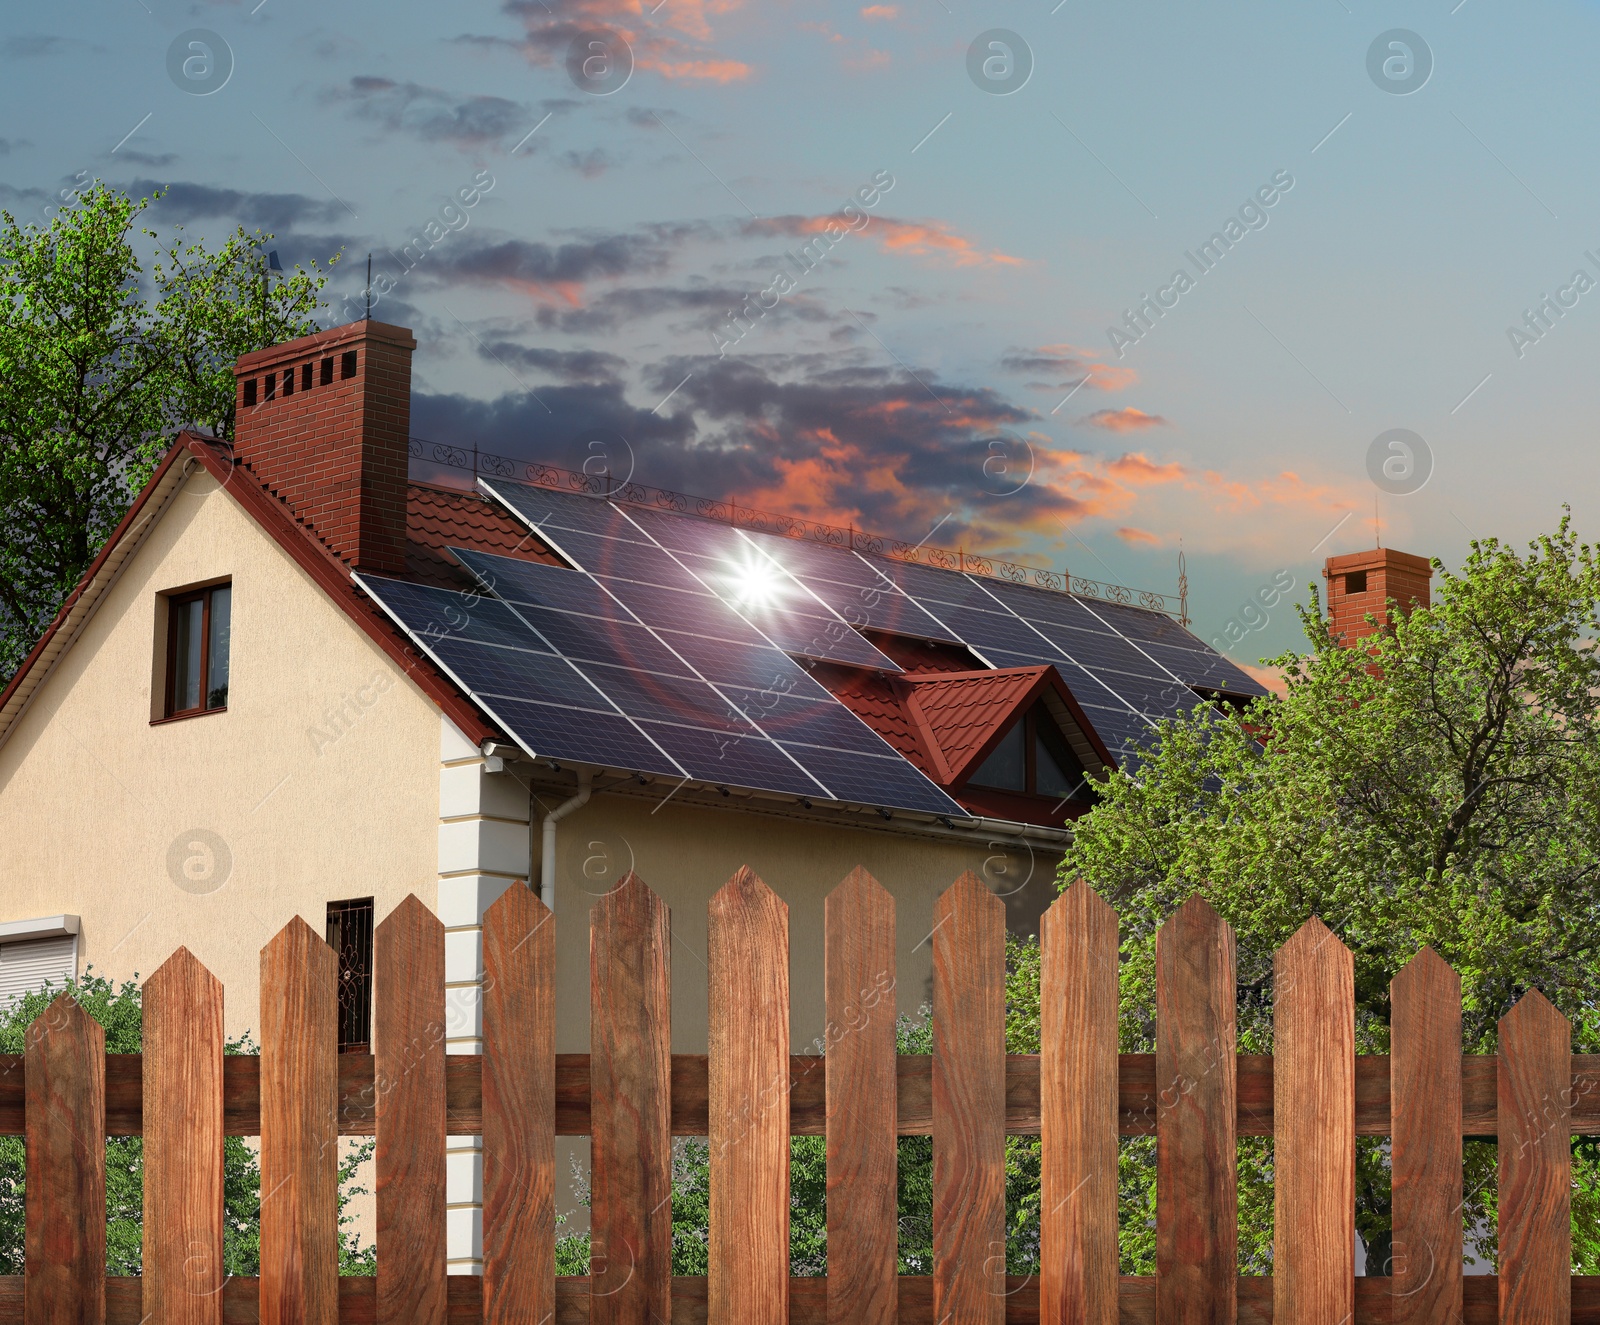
327 898 374 1053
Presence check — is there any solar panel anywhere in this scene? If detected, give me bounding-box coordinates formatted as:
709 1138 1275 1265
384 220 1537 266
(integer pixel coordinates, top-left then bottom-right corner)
481 478 646 540
435 546 963 814
357 575 687 775
775 744 961 813
740 534 964 645
976 578 1121 634
1140 642 1268 695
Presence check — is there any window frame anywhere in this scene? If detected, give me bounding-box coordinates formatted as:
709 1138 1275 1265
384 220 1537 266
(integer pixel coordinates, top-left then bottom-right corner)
160 581 231 721
968 704 1090 801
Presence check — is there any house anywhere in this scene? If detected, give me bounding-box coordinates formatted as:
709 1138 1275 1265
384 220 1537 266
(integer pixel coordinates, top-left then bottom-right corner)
0 319 1267 1269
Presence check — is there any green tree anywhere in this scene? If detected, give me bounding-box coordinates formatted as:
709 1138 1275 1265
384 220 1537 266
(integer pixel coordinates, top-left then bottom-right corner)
1005 517 1600 1274
0 971 375 1274
0 182 332 677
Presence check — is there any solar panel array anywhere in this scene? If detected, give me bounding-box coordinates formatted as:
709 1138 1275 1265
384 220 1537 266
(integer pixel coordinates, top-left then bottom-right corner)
360 477 1266 810
480 479 1265 761
356 549 966 817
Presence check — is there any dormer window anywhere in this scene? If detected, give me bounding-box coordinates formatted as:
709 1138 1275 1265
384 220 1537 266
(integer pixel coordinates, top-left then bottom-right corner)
164 582 232 718
969 703 1089 799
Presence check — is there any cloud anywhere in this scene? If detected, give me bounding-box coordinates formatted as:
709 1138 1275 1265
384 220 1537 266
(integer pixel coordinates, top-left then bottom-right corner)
999 343 1138 392
416 224 705 302
474 1 753 84
325 77 528 148
112 150 176 168
745 214 1022 267
535 283 834 334
1105 452 1185 484
562 147 613 177
132 181 344 231
860 5 899 17
3 35 95 58
472 340 628 383
1084 407 1167 432
0 138 28 157
1116 526 1161 546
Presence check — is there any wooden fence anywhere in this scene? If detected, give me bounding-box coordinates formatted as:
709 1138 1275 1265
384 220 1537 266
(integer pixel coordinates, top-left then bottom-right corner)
2 867 1597 1324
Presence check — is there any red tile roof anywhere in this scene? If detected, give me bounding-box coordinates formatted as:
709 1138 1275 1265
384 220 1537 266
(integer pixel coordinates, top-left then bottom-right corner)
901 667 1054 784
406 482 563 589
809 665 937 776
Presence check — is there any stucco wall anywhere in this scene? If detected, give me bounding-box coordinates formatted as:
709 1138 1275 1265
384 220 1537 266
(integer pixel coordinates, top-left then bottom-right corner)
533 788 1061 1055
0 465 442 1040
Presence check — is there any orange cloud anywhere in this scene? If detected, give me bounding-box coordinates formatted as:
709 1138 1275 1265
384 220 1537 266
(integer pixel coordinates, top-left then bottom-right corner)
743 214 1022 267
1106 452 1185 484
1085 407 1167 432
860 4 899 16
496 0 750 83
1116 526 1161 546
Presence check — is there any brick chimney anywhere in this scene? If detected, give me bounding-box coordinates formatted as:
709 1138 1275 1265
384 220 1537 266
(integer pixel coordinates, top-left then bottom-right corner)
1323 547 1432 644
232 320 416 574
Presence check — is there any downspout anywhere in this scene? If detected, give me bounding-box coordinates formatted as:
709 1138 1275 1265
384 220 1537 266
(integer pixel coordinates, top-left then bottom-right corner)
539 769 593 912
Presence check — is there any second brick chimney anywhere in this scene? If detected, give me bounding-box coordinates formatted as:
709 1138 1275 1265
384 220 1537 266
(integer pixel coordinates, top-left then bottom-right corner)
1324 547 1432 644
232 320 416 575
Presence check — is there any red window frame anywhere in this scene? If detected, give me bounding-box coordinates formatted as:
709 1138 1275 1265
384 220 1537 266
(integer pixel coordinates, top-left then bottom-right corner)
163 584 229 719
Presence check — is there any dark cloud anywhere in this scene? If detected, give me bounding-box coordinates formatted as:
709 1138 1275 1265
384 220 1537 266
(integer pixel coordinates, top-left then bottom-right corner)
533 283 836 335
419 223 708 296
0 138 29 157
133 180 345 231
473 341 627 383
325 76 527 149
414 342 1077 547
113 150 177 168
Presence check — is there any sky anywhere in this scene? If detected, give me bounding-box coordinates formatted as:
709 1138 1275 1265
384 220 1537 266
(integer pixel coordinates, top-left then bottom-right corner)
4 0 1599 673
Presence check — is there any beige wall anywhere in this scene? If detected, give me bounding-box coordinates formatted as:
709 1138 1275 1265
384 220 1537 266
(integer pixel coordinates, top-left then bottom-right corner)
0 465 442 1040
536 788 1062 1055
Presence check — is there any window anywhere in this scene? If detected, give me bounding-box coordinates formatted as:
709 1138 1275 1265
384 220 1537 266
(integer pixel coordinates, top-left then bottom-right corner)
969 703 1090 800
0 917 79 1007
320 356 334 385
1345 570 1368 594
327 898 374 1052
165 583 231 718
301 362 313 392
341 349 358 379
242 378 257 407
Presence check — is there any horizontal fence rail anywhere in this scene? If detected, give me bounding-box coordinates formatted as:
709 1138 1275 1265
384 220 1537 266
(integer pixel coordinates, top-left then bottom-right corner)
3 871 1595 1323
1 1051 1595 1137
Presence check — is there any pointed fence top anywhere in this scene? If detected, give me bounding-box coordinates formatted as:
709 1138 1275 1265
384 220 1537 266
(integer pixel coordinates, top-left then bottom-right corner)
1051 878 1117 923
485 877 550 926
1392 944 1459 993
939 869 1004 917
1500 986 1569 1037
710 864 785 918
145 944 220 993
261 913 327 960
376 892 440 939
1275 914 1350 969
831 864 891 905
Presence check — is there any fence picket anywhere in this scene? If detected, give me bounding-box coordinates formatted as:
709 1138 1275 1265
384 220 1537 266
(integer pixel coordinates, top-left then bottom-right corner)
1155 895 1237 1324
1040 881 1119 1325
483 881 555 1325
590 873 672 1325
1391 947 1463 1324
933 871 1006 1325
143 947 225 1325
709 867 790 1325
824 867 898 1325
1499 990 1572 1325
375 895 447 1325
1274 917 1354 1324
260 917 340 1325
24 995 105 1325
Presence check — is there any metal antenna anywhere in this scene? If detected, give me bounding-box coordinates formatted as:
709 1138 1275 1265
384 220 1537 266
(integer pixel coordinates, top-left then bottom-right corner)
365 253 372 319
1178 543 1189 626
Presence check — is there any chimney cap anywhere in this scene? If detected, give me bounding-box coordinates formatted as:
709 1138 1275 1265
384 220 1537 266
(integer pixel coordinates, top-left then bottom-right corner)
234 319 416 374
1323 546 1432 577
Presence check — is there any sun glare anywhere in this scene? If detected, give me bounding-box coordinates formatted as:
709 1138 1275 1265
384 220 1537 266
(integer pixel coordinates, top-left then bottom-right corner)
720 553 787 609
